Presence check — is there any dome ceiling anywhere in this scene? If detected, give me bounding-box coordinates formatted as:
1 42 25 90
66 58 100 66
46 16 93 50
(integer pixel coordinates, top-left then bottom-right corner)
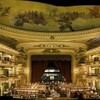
0 0 100 55
0 0 100 32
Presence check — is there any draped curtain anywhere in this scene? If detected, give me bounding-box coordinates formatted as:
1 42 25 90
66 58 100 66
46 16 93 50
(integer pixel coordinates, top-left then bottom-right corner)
31 61 48 83
31 60 71 83
54 61 72 83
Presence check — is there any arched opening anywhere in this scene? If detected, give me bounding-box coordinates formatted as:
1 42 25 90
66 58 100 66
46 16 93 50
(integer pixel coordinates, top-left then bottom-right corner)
31 55 72 83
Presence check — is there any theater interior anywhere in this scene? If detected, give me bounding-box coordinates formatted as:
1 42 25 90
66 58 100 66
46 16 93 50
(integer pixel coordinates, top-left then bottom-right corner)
0 0 100 99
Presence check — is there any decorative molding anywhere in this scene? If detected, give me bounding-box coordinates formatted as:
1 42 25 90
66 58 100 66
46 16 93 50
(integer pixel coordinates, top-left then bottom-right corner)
86 46 100 55
42 48 61 53
0 43 19 55
34 44 69 48
16 42 87 56
50 36 55 39
0 35 18 49
31 55 72 61
0 24 100 37
27 48 76 56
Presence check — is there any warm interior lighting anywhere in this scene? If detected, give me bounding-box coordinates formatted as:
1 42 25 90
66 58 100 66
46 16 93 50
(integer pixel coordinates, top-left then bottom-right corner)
0 44 19 55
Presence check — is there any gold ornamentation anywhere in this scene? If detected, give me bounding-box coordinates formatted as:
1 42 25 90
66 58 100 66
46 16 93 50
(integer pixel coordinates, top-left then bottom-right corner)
42 48 61 53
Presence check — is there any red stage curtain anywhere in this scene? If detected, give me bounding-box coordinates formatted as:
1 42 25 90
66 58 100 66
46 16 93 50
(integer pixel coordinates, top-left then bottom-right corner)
54 61 72 83
31 61 71 83
31 61 48 83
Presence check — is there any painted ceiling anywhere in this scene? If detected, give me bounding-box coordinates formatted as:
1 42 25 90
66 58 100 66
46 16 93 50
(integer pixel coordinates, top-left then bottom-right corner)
0 0 100 32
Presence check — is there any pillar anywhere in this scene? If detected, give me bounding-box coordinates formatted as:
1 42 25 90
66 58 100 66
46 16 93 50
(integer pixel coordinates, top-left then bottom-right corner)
26 54 31 83
71 55 77 83
0 83 3 96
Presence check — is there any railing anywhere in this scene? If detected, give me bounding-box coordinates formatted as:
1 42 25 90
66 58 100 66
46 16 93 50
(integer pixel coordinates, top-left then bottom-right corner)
0 59 19 67
87 73 100 76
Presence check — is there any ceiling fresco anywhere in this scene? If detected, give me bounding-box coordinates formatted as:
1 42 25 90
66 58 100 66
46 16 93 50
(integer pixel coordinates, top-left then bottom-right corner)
0 0 100 32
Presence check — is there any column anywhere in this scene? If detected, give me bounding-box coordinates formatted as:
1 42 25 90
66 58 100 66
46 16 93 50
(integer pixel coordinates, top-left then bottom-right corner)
71 55 77 83
0 83 3 96
26 54 31 84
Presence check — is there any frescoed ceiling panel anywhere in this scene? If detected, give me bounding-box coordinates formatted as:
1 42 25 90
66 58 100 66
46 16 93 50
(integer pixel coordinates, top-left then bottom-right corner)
0 0 100 32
